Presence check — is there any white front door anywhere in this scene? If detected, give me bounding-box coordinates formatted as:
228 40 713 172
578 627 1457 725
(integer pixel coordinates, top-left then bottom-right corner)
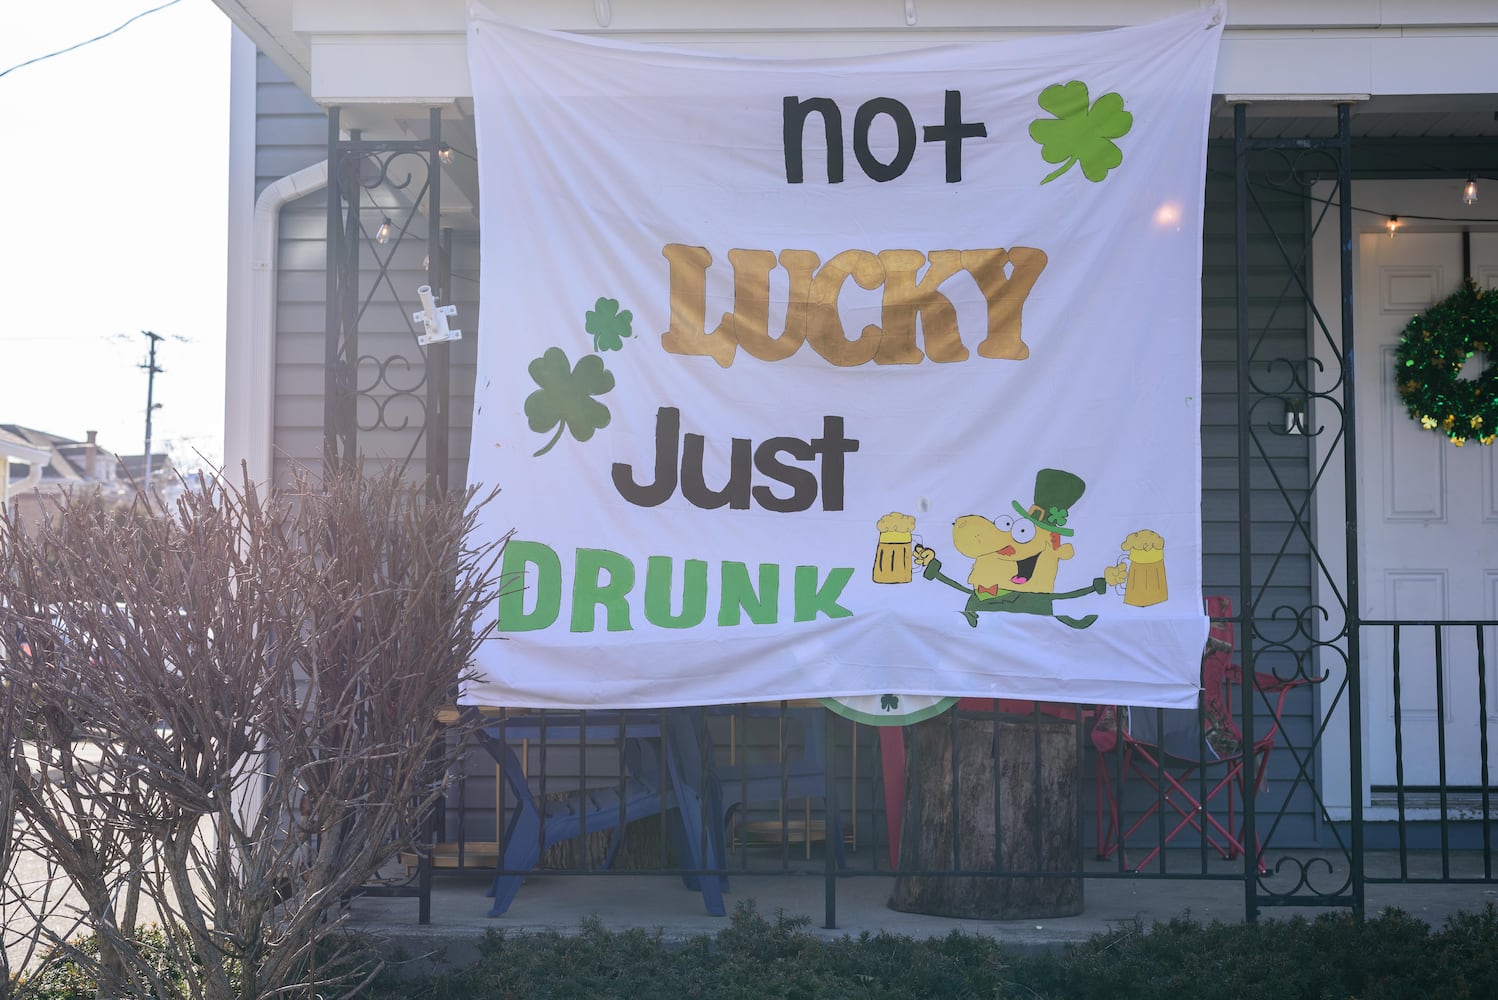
1355 221 1498 790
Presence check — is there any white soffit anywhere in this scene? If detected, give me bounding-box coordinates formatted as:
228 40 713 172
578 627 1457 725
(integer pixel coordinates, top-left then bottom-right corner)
217 0 1498 111
217 0 308 90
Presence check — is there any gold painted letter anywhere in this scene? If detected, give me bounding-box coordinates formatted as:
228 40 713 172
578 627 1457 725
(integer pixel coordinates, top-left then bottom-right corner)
661 244 737 368
964 247 1048 361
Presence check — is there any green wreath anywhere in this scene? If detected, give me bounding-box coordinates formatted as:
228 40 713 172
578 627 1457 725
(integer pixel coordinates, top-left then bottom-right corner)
1394 280 1498 447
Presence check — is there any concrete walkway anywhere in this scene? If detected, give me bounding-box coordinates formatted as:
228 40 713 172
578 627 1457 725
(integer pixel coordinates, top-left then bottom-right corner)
343 851 1498 975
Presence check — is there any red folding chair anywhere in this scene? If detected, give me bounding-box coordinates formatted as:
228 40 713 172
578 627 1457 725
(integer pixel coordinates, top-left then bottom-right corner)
1091 596 1316 871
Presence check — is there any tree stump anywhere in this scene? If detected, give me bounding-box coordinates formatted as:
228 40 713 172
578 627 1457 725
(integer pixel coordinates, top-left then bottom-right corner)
889 712 1083 919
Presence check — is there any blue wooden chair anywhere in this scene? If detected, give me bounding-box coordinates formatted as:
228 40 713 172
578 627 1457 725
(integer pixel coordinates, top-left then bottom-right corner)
478 711 726 917
711 705 846 868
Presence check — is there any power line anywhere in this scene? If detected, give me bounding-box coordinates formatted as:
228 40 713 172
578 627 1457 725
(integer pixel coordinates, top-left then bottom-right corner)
0 0 183 81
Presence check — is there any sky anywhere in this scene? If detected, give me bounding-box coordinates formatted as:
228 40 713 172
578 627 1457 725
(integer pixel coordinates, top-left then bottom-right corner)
1 0 230 471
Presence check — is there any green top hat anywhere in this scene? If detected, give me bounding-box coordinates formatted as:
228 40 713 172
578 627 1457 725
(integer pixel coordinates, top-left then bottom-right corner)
1011 468 1086 537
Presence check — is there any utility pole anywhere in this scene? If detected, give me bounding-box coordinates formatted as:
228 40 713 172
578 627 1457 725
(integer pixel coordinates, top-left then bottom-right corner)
140 331 164 490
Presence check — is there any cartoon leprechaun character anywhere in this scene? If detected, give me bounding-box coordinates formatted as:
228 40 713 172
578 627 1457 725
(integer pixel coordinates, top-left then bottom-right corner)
913 468 1129 629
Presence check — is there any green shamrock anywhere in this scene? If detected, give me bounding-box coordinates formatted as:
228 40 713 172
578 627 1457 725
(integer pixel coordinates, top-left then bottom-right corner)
880 694 900 712
586 297 634 352
1028 81 1133 185
525 347 615 457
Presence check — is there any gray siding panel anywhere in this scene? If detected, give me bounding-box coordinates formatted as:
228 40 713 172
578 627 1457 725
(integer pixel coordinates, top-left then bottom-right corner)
253 53 324 199
256 49 329 484
271 190 330 481
256 115 328 147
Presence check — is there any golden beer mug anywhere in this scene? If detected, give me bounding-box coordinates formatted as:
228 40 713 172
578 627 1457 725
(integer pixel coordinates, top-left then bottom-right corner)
873 512 916 584
1120 529 1168 607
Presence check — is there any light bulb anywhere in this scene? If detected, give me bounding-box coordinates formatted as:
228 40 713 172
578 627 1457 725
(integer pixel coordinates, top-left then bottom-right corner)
1464 177 1478 206
438 144 454 166
1386 215 1400 238
376 217 393 245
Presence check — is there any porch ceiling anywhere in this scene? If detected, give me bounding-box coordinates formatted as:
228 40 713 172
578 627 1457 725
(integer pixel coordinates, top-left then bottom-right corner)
1213 95 1498 140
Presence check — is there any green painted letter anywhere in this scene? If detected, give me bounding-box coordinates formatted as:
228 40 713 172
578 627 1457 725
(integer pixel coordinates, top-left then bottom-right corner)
496 540 563 632
718 561 779 626
571 548 635 632
645 556 709 628
794 565 855 622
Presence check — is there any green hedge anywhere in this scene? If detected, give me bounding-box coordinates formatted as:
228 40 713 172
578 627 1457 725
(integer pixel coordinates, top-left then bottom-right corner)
406 902 1498 1000
23 903 1498 999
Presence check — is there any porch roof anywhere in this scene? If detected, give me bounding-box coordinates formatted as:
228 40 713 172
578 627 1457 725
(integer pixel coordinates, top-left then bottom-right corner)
216 0 1498 142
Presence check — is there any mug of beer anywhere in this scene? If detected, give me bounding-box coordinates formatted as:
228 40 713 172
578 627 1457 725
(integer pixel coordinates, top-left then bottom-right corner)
1120 529 1168 607
873 512 916 584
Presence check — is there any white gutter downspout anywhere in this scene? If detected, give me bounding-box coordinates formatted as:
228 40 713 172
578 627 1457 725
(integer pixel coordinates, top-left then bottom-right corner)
224 28 328 488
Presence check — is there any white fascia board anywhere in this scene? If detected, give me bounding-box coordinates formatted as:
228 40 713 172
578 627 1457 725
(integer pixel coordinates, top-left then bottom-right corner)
302 27 1498 105
293 0 1498 33
1369 33 1498 94
309 35 468 106
272 0 1498 41
1379 1 1498 26
1218 31 1498 98
1218 35 1375 97
296 0 467 32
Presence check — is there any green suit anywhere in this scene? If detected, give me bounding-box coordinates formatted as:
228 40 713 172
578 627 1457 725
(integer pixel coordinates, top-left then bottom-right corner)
921 556 1105 629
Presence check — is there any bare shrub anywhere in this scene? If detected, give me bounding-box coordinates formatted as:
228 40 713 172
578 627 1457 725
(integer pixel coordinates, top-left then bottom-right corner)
0 467 504 999
0 612 86 999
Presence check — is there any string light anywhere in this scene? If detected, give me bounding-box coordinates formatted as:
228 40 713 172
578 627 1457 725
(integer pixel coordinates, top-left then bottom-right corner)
1463 177 1479 206
375 217 393 245
1386 215 1401 237
438 144 454 166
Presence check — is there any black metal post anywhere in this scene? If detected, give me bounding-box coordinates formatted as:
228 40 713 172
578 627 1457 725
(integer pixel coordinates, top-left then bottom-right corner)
1232 101 1259 922
823 710 838 929
426 107 450 499
1334 102 1365 922
324 107 343 472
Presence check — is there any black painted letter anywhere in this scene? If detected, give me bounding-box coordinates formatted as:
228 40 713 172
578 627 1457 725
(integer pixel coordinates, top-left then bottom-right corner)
811 416 859 510
612 406 680 507
752 437 818 512
921 90 986 183
853 98 916 183
681 432 754 510
784 97 844 184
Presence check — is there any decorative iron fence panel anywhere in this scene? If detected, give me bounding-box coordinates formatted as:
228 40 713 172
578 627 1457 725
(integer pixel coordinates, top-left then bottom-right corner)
324 107 461 497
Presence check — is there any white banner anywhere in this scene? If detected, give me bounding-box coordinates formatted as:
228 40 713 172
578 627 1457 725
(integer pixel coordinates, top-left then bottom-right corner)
463 5 1221 710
